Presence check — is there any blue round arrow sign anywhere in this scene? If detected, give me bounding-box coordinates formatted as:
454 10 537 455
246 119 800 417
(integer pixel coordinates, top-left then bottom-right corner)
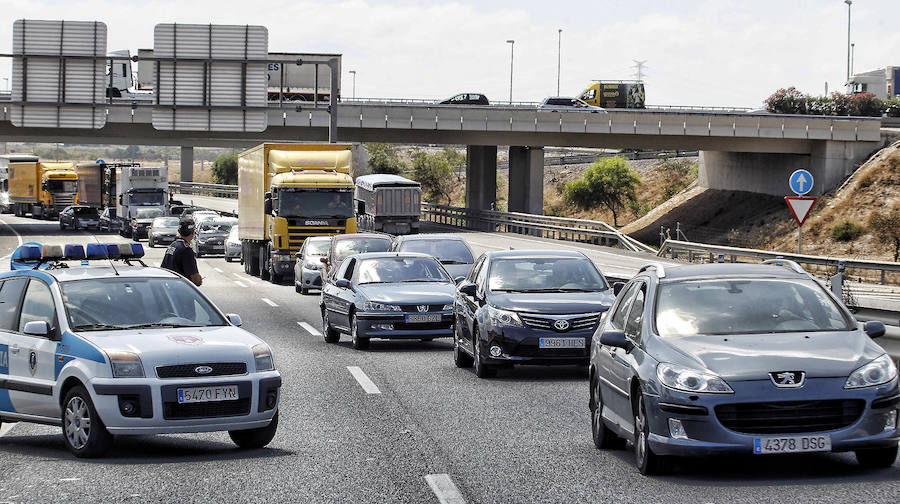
789 169 814 196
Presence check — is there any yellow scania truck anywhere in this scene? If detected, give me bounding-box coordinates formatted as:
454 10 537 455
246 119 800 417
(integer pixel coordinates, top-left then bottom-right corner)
8 160 78 219
238 143 356 283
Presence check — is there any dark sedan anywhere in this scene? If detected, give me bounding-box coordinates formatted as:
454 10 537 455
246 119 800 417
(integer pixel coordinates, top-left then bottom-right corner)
98 207 120 232
321 233 392 282
454 250 615 378
148 216 180 247
390 233 475 280
320 252 457 350
193 218 236 257
59 205 100 230
589 261 898 475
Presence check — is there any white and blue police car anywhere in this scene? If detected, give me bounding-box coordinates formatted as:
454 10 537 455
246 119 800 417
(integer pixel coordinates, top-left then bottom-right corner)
0 243 281 457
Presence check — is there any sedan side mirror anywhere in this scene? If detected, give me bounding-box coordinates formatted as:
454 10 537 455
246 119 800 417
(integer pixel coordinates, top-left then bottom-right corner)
613 282 625 296
599 329 634 353
320 257 329 264
864 320 886 339
458 281 477 296
226 313 243 327
23 320 49 337
335 279 351 289
454 276 465 285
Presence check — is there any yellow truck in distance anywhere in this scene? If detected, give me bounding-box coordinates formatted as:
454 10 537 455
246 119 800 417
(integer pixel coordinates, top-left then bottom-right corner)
8 160 78 219
238 143 356 283
579 80 646 109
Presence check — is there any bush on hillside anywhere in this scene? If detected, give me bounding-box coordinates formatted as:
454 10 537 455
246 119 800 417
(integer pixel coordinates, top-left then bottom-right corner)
765 87 807 114
831 219 863 241
562 156 641 226
366 143 406 175
869 207 900 261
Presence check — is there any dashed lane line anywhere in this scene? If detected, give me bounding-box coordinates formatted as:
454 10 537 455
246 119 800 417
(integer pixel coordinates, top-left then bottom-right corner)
425 474 467 504
347 366 381 394
0 422 16 438
234 281 248 288
261 298 278 307
297 321 322 337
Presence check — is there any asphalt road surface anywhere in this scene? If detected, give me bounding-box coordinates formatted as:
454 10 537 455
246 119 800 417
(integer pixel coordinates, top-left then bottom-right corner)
0 214 898 504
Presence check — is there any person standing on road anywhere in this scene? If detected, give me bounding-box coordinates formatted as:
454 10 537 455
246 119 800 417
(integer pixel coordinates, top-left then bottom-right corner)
161 220 203 286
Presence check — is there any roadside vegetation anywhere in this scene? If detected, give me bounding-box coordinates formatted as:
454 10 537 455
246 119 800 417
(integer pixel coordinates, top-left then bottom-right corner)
561 156 641 227
765 87 900 117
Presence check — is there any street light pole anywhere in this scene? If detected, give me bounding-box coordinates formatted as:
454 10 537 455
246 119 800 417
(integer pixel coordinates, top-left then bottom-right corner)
348 70 356 99
851 43 855 76
506 39 514 104
557 29 562 96
845 0 852 84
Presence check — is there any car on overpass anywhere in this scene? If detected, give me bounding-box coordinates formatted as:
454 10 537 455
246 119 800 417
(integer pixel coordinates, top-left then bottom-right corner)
453 250 615 377
0 242 281 457
538 97 605 113
439 93 489 105
390 233 475 279
589 261 897 475
320 252 457 350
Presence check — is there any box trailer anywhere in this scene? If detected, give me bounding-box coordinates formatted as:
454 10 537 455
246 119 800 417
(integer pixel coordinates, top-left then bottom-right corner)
8 160 77 219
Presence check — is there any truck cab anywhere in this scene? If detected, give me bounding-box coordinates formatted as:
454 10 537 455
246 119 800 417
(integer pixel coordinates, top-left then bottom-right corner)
116 165 169 238
8 160 77 219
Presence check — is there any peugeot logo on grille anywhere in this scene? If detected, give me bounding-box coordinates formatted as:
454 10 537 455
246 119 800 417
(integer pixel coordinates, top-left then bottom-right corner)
417 305 429 313
553 319 570 331
770 371 805 388
195 366 214 375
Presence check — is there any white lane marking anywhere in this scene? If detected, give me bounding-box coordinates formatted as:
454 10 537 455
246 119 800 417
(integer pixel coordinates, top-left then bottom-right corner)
234 281 248 288
214 267 223 273
0 216 24 261
347 366 381 394
425 474 467 504
261 297 278 307
0 422 16 438
58 477 81 482
298 321 322 337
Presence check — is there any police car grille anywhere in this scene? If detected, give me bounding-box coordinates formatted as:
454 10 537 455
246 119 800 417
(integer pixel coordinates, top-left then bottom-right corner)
156 362 247 378
715 399 865 434
163 398 251 419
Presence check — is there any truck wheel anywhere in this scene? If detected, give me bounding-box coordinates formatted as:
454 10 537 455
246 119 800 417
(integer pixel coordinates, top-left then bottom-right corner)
259 246 270 281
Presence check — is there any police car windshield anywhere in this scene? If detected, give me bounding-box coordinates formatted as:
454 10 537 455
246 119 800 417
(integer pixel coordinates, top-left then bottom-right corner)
60 277 227 330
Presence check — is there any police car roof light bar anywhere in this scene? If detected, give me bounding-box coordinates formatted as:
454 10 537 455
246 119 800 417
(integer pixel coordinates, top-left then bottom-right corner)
85 243 109 260
15 244 42 262
123 243 147 266
105 244 122 259
41 244 64 261
64 244 85 260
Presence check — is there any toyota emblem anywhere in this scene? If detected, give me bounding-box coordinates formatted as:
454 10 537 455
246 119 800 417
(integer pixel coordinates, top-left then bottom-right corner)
195 365 213 375
417 305 429 313
553 319 570 331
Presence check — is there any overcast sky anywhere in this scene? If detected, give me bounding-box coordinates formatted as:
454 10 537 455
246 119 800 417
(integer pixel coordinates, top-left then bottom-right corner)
1 0 897 107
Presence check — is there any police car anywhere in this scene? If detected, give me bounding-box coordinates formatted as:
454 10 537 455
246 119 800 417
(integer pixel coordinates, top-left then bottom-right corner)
0 243 281 457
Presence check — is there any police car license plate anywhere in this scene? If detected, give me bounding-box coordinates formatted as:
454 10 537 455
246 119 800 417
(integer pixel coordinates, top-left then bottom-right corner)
406 313 441 323
754 434 831 454
539 337 585 349
177 385 239 404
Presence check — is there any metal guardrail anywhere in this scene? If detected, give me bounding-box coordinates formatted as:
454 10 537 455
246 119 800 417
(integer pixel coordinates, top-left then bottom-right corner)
169 181 237 198
658 239 900 285
421 203 655 254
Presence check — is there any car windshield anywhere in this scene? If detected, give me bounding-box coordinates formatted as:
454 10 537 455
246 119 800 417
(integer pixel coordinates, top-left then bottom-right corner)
357 257 451 284
545 98 574 106
655 278 853 337
333 238 391 261
278 190 354 219
129 192 164 206
305 239 331 256
135 208 163 219
488 257 608 292
153 217 179 227
199 222 232 234
398 239 473 264
60 277 227 330
73 207 98 216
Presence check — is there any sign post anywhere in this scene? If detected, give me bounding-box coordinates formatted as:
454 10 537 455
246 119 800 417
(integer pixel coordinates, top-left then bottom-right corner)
787 169 815 254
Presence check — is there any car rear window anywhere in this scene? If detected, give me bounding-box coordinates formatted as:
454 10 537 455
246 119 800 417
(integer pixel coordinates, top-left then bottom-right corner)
398 239 473 264
333 238 391 261
655 278 853 337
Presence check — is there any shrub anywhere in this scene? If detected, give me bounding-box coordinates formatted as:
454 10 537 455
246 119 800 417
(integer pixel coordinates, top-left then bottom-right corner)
562 156 641 226
411 149 455 206
366 143 405 175
869 206 900 261
849 92 885 117
885 97 900 118
765 87 807 114
211 153 238 185
830 92 852 115
831 219 863 241
807 96 833 116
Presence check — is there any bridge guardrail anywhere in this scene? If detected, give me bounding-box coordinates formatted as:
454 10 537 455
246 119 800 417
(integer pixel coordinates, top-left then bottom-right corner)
170 182 238 198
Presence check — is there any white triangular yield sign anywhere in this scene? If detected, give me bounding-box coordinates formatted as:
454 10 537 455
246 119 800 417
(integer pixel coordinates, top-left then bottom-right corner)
785 196 817 226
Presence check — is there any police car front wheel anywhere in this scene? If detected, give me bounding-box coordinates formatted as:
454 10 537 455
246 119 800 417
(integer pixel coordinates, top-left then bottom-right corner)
62 385 113 458
229 411 279 449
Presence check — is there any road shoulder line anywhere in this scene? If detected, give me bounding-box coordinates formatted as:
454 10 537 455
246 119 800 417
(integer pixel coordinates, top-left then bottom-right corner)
347 366 381 394
425 474 466 504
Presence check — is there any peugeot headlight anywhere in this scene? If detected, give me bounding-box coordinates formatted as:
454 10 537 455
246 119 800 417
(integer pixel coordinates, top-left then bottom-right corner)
657 363 733 394
108 351 145 378
252 343 275 372
845 354 897 389
363 302 401 312
487 306 522 327
305 262 320 270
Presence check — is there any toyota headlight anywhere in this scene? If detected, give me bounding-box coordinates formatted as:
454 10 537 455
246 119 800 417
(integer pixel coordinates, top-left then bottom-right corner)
253 343 275 372
846 354 897 389
363 302 401 312
108 351 145 378
657 363 733 394
487 306 522 327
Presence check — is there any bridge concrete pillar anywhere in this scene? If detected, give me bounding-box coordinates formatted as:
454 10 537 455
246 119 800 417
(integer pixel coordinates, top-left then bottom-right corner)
180 146 194 183
507 146 544 215
465 145 497 211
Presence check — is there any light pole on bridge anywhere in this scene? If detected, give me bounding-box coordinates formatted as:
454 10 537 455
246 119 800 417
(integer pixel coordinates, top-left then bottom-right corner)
844 0 852 86
348 70 356 100
556 29 562 96
506 39 514 104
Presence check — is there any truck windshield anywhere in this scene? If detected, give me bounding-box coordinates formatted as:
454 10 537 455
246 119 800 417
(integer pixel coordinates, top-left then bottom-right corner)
278 190 353 218
46 180 77 193
135 208 164 219
130 192 165 206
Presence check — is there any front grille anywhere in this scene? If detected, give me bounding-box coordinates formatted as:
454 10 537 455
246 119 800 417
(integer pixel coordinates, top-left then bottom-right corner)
715 399 866 434
163 398 250 419
519 313 601 332
398 304 447 312
156 362 247 379
389 321 453 331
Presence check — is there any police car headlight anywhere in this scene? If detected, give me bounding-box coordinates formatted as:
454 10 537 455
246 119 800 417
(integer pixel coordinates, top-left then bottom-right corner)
108 351 145 378
253 343 275 372
846 354 897 389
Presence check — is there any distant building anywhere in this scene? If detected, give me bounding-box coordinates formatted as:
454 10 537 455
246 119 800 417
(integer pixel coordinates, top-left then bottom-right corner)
848 66 899 99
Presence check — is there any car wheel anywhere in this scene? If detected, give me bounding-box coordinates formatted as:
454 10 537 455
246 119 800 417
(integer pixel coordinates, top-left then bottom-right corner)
591 373 625 449
855 445 899 468
62 385 113 458
453 325 473 368
148 238 155 248
351 313 369 350
59 222 65 230
229 411 278 449
322 308 340 343
473 334 495 379
633 392 669 475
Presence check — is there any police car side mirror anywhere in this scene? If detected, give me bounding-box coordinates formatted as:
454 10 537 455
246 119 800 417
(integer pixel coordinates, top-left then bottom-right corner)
226 313 243 327
23 320 50 337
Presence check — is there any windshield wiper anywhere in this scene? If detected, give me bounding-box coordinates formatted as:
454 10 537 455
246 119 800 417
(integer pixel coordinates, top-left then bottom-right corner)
491 289 533 293
124 323 196 329
440 260 468 265
72 323 126 331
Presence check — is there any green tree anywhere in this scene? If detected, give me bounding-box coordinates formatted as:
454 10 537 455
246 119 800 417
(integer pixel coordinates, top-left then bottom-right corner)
869 206 900 261
366 142 405 175
211 153 238 185
562 156 641 226
442 147 466 180
411 149 455 206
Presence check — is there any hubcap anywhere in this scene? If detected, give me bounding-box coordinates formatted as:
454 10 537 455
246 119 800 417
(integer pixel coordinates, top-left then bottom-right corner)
64 396 91 450
635 397 647 464
593 381 602 430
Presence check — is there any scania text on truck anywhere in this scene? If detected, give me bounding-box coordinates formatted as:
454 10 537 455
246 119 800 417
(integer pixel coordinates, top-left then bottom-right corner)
354 174 421 235
115 164 169 238
238 143 356 283
8 159 77 219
